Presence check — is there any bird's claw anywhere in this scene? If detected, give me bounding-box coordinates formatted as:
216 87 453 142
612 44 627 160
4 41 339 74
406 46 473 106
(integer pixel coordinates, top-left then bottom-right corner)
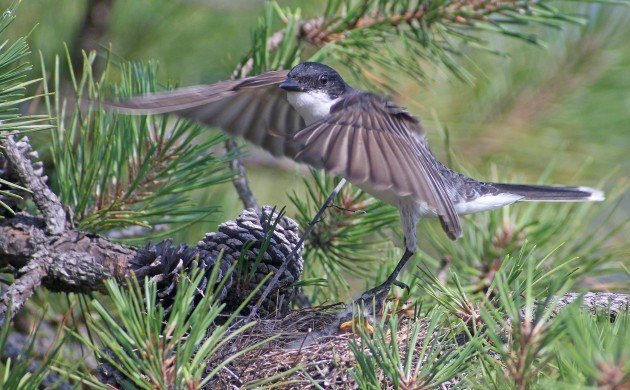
339 317 375 334
358 278 407 302
392 280 409 291
338 278 409 334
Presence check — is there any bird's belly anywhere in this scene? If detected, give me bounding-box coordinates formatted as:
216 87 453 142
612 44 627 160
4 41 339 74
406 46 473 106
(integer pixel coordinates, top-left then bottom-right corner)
355 182 436 216
356 182 523 217
355 182 409 206
454 194 523 215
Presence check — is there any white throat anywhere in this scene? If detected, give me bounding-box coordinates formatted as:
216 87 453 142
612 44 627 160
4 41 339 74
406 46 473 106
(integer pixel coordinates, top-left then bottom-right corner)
286 91 339 125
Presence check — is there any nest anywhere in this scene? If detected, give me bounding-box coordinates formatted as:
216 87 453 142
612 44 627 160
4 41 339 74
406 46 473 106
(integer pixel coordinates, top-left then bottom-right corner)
207 305 458 389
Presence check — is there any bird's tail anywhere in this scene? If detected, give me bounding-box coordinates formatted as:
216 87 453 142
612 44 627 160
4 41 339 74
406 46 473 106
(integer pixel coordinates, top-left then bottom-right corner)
490 183 604 202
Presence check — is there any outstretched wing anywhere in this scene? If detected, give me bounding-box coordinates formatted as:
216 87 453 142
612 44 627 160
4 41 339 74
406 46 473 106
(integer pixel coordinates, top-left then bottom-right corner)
291 92 462 239
110 74 461 238
107 70 304 157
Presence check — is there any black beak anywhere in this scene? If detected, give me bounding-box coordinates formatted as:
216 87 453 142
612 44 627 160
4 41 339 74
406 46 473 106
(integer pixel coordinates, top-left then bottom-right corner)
279 80 303 92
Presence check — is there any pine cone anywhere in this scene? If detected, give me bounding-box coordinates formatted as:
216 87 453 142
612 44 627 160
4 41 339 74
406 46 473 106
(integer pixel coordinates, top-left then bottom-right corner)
131 239 233 316
199 206 303 317
129 206 303 317
0 136 46 216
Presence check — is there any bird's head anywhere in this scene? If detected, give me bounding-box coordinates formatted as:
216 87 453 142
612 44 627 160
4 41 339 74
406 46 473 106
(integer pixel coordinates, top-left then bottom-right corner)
279 62 349 100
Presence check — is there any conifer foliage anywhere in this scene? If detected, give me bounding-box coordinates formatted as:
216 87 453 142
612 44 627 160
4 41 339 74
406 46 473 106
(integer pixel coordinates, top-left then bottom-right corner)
0 0 627 388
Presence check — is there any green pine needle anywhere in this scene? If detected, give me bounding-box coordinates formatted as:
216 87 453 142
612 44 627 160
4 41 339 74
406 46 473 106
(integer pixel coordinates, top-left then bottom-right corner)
42 50 236 239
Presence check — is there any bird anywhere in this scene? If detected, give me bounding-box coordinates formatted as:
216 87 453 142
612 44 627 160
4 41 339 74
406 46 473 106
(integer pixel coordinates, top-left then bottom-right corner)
107 61 604 310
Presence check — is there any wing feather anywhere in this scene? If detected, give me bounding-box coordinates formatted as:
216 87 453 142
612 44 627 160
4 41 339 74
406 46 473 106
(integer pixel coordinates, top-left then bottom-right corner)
217 92 252 130
291 92 462 239
388 135 420 196
107 70 302 158
324 127 350 174
233 94 261 137
294 124 331 167
366 131 395 191
110 72 462 239
348 126 370 183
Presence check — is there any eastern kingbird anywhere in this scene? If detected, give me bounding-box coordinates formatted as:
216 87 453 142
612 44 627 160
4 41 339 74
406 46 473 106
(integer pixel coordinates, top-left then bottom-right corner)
109 62 604 305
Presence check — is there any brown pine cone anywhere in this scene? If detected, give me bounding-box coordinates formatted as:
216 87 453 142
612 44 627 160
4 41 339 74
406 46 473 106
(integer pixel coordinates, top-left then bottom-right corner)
199 206 303 317
130 206 303 318
131 239 233 316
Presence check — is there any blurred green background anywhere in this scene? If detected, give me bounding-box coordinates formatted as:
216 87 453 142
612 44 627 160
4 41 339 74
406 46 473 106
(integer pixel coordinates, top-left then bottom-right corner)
4 0 628 243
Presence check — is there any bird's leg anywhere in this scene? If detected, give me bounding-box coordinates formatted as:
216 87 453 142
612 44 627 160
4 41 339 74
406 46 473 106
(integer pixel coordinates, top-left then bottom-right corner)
339 204 419 331
356 249 414 312
338 249 414 332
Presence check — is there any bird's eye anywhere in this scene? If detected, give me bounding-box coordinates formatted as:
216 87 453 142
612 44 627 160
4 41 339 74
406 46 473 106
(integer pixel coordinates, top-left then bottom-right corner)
319 74 329 85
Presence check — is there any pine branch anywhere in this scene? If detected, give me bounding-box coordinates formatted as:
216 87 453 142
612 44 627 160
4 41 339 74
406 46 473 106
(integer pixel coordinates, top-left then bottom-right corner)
0 251 47 325
43 55 235 237
0 207 304 326
0 135 303 325
0 136 43 217
0 3 53 216
224 138 258 210
233 0 599 88
0 135 65 234
0 214 133 326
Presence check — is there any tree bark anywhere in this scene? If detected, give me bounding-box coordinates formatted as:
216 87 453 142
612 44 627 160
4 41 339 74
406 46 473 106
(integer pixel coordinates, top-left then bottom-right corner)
0 136 66 234
0 215 134 324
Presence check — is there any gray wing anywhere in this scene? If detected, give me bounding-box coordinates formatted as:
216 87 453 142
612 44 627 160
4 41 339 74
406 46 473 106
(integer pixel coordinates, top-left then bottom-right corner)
106 70 304 157
291 92 462 239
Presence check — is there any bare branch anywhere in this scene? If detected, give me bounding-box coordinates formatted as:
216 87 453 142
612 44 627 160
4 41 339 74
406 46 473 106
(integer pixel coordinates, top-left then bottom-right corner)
548 292 629 319
0 135 66 234
0 215 134 325
225 138 258 210
0 253 48 324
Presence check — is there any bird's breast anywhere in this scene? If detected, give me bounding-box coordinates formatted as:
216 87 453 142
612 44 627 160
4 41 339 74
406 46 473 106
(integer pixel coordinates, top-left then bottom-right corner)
286 91 339 125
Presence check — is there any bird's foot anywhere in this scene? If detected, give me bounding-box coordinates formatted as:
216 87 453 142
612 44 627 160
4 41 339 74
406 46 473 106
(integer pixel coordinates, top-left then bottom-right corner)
357 278 408 305
338 278 409 334
339 316 375 334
